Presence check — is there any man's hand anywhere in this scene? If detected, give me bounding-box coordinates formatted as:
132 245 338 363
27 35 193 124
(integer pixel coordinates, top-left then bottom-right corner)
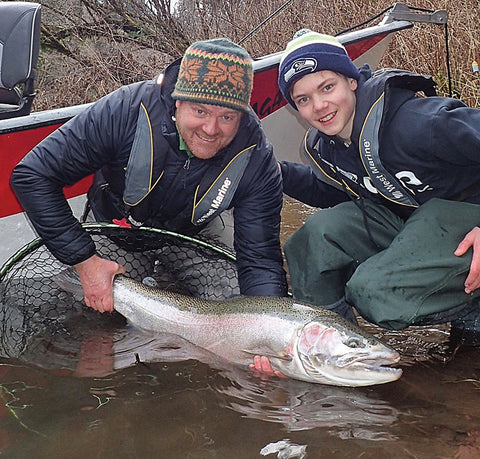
75 254 125 312
249 355 287 380
455 226 480 294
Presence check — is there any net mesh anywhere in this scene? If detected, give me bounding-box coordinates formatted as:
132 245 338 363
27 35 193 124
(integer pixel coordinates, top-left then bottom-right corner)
0 223 239 359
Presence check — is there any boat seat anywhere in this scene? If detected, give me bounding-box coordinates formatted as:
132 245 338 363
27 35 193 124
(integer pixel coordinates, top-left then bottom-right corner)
0 2 41 120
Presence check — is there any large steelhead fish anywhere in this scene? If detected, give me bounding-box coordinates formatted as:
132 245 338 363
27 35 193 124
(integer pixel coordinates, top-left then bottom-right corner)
56 273 402 386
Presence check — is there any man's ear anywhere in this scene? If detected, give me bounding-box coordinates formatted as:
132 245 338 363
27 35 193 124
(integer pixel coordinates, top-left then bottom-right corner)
349 78 358 91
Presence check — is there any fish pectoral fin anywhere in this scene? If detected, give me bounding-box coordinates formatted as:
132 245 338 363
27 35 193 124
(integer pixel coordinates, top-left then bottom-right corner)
241 348 293 362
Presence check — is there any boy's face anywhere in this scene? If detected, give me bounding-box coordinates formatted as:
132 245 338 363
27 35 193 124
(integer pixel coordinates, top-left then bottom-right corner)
290 70 358 142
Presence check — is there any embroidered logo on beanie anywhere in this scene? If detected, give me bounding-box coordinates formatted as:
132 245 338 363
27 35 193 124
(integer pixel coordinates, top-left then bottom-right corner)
172 38 253 113
283 58 317 83
278 29 360 110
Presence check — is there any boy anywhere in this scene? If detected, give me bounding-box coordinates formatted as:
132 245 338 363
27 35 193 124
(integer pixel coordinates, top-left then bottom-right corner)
277 30 480 344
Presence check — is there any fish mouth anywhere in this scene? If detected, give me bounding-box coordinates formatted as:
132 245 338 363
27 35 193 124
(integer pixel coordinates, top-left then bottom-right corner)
344 357 403 377
297 351 403 386
335 351 402 375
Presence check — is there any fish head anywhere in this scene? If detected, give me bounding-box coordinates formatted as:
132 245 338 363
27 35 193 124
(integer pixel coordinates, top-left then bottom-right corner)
284 315 402 386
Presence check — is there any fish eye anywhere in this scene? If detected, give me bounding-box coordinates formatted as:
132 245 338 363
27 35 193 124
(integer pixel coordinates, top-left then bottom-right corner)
345 337 365 348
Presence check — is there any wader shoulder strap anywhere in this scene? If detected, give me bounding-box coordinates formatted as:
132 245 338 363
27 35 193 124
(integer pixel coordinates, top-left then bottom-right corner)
192 145 255 225
302 69 436 207
123 103 166 207
357 69 436 207
302 130 360 198
359 93 419 207
357 69 437 206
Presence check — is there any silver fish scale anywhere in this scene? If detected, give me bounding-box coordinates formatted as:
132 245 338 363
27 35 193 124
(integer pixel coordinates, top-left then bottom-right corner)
117 276 383 345
113 275 402 386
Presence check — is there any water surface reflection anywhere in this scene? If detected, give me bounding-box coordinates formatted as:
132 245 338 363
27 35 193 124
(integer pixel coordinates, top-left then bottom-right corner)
0 200 480 458
1 300 480 458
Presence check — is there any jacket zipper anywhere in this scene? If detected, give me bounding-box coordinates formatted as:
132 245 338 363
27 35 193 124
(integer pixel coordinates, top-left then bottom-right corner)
183 157 191 189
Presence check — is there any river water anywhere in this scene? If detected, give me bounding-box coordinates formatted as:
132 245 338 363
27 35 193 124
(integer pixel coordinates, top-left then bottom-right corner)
1 199 480 458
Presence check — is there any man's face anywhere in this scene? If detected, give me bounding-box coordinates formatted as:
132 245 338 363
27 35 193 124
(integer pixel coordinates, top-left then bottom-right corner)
290 70 357 142
175 100 242 159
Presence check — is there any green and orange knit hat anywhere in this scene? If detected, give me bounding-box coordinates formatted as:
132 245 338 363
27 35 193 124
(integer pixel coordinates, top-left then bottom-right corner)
172 38 253 113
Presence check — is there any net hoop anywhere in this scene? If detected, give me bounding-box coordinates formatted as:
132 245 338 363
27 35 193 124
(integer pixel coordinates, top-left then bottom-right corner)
0 222 237 281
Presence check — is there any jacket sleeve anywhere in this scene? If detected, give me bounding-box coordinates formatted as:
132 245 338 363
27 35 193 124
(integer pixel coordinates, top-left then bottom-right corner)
10 86 137 265
280 160 348 207
231 135 288 297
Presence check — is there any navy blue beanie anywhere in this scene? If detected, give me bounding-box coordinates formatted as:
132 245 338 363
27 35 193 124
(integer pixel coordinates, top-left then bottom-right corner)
278 29 361 109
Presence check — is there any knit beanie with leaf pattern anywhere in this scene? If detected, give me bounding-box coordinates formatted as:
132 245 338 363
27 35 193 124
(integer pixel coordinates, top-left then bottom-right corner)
172 38 253 113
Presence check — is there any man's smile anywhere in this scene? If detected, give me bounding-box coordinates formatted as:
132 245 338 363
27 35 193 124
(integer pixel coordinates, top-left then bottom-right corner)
197 133 216 142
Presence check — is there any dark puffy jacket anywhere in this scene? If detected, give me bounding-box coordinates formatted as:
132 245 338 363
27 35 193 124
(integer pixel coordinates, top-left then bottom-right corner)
281 65 480 218
11 61 287 296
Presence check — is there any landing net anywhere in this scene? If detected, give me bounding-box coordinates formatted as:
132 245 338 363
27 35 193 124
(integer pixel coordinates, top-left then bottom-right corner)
0 223 238 359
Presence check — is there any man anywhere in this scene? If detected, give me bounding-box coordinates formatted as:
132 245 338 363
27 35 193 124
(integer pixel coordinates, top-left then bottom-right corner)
277 29 480 343
11 38 287 313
